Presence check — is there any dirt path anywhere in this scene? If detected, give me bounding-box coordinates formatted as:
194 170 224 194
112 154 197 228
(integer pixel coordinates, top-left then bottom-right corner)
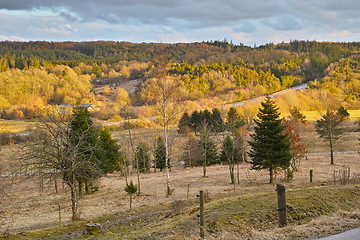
224 83 308 108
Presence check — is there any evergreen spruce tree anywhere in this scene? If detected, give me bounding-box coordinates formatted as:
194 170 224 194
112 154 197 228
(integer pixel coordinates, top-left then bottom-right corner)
190 110 201 132
134 142 151 173
98 127 120 174
289 107 306 124
226 107 245 133
178 112 192 134
69 106 102 194
182 135 200 167
198 125 218 177
202 109 212 125
337 106 349 121
154 137 167 171
248 98 292 183
210 108 225 132
125 180 137 210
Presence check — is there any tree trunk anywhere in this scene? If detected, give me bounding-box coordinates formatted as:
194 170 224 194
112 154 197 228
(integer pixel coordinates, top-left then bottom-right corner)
78 180 82 198
136 166 140 195
164 124 171 196
188 142 192 167
143 155 147 173
203 141 207 178
163 80 171 196
154 159 157 173
69 174 80 221
129 194 132 210
54 174 58 194
203 163 207 178
236 162 240 184
70 185 79 220
124 168 128 185
85 180 89 194
127 117 140 195
229 164 235 184
329 134 334 165
269 168 273 183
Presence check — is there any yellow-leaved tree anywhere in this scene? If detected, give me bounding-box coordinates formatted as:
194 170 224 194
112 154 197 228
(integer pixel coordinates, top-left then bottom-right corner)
116 88 131 110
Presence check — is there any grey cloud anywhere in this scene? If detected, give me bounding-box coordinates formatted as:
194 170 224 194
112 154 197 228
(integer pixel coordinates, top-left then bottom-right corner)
0 0 34 10
1 0 359 28
232 20 256 33
1 0 360 43
308 0 360 11
59 11 79 22
0 0 290 28
262 16 302 31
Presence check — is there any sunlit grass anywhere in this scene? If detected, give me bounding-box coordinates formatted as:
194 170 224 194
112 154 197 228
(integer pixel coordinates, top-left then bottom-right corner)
348 110 360 120
0 119 36 133
303 110 360 121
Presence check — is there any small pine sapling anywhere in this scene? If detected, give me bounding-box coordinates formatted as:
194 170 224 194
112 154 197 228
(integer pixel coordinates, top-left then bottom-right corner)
125 180 138 210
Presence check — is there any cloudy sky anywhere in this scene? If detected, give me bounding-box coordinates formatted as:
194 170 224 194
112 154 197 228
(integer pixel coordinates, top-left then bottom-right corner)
0 0 359 45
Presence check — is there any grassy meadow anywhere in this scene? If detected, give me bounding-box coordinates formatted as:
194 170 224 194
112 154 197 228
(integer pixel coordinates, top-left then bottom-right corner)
1 118 360 239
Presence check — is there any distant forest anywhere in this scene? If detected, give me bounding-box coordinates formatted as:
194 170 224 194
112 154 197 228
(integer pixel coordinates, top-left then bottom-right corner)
0 40 358 73
1 40 360 120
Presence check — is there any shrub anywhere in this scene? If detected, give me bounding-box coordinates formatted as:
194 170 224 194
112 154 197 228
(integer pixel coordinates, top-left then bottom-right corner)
109 115 122 122
102 86 112 96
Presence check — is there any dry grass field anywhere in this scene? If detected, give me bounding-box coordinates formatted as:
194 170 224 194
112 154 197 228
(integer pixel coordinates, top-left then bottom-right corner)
0 120 36 133
1 152 360 239
0 120 360 239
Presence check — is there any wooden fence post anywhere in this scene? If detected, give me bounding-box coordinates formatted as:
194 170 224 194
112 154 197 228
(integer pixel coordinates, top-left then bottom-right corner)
276 184 287 227
58 205 61 227
199 190 204 238
187 184 190 199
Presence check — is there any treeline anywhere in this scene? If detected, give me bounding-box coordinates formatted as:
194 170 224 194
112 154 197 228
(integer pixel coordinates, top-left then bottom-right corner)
0 41 221 67
177 108 225 133
1 40 359 70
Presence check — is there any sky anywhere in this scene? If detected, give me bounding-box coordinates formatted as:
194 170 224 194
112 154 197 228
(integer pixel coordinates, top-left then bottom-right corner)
0 0 360 46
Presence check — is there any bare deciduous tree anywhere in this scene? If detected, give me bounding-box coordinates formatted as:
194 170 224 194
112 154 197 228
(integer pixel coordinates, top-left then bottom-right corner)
315 108 347 165
20 108 104 220
151 47 182 196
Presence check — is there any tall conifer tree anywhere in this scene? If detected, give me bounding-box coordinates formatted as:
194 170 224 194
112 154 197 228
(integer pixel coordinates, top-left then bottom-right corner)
154 137 167 171
69 106 102 194
98 127 120 173
248 98 292 183
198 125 218 177
134 142 151 173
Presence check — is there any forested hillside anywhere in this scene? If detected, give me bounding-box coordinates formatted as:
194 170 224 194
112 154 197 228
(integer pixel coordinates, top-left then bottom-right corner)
1 40 360 120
